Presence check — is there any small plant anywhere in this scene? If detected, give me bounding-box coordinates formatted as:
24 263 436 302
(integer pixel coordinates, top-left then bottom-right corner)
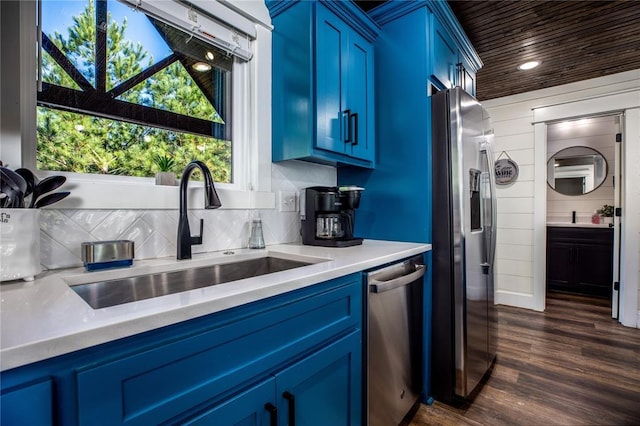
153 154 175 172
597 204 614 217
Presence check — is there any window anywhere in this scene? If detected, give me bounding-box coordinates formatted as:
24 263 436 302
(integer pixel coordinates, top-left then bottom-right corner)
1 0 272 209
38 0 234 182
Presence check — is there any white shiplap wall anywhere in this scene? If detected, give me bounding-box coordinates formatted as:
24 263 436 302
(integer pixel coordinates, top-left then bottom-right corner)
483 69 640 328
489 101 537 300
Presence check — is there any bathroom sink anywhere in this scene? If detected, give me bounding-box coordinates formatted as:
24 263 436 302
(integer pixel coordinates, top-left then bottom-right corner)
70 255 324 309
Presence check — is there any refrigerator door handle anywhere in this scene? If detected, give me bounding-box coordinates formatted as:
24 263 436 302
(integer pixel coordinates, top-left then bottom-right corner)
482 144 498 271
370 264 426 293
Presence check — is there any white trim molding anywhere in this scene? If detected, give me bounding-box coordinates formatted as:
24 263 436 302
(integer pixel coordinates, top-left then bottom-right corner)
533 122 547 312
495 290 541 311
621 108 640 328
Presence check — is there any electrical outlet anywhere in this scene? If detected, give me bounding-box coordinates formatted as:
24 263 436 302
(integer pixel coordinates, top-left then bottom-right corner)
278 191 298 212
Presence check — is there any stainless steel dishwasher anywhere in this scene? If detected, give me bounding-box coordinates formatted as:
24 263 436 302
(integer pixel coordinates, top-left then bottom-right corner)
366 255 426 425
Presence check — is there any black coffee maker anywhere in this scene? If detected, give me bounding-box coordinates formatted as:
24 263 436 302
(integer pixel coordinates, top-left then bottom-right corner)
302 186 364 247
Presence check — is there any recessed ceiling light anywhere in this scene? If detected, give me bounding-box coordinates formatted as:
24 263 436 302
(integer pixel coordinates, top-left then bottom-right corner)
192 62 212 72
205 51 215 61
517 61 540 70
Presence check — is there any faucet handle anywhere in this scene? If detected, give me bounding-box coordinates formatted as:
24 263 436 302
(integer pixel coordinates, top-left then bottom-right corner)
191 219 204 245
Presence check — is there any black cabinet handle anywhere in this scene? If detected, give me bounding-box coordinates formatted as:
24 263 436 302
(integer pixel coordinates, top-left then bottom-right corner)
265 403 278 426
343 109 352 144
350 112 359 146
283 391 296 426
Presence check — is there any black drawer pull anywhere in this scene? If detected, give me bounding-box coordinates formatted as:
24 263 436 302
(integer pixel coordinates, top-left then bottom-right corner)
283 391 296 426
265 402 278 426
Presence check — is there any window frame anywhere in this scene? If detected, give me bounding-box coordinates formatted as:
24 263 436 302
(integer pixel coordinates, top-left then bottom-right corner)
9 0 274 210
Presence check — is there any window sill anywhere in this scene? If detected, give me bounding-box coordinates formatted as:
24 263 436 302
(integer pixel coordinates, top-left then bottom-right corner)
48 176 275 210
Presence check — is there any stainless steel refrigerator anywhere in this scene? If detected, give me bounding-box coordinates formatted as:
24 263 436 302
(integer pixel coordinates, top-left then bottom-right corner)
431 87 497 404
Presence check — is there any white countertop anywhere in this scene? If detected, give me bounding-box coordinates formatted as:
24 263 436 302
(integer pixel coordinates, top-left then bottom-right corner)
0 240 430 371
547 222 612 228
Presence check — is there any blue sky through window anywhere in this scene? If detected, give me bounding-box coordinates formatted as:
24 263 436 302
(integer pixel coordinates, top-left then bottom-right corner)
42 0 172 84
108 0 172 62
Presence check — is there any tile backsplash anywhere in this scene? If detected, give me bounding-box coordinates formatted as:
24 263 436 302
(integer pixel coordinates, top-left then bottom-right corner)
38 161 336 270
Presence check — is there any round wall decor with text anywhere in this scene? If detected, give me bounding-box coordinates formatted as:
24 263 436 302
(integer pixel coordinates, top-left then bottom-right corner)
494 152 519 185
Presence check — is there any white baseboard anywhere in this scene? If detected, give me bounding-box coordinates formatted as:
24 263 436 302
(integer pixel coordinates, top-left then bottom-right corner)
495 290 543 312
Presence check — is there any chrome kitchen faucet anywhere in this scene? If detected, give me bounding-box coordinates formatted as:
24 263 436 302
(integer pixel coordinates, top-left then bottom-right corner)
177 160 221 260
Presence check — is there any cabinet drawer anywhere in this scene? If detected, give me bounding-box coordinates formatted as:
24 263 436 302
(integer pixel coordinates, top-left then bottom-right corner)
547 227 613 245
76 275 362 425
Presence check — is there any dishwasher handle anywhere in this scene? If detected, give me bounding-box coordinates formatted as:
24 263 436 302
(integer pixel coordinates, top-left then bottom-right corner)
369 264 426 294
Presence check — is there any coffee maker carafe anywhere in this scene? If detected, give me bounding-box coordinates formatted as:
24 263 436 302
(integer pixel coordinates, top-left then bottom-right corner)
302 186 364 247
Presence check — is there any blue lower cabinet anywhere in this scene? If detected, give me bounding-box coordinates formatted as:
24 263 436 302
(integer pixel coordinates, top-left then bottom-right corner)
183 330 361 426
276 331 361 426
0 275 363 426
0 378 53 425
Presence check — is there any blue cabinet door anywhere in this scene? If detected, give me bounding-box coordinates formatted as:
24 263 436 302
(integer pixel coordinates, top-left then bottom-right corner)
185 331 362 426
457 50 476 96
0 379 53 426
346 29 374 162
182 378 276 426
431 15 457 90
275 331 362 426
316 3 375 163
316 3 348 155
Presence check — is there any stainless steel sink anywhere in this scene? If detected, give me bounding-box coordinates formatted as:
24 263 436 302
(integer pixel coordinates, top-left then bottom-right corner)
71 256 319 309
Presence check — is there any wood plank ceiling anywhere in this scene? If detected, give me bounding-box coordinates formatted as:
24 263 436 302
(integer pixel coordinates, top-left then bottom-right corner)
356 1 640 101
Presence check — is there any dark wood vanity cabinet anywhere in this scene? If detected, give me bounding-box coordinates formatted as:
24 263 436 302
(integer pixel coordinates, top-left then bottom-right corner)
546 226 614 298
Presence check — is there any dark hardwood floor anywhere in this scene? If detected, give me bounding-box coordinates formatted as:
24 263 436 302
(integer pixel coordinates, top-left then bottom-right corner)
411 292 640 425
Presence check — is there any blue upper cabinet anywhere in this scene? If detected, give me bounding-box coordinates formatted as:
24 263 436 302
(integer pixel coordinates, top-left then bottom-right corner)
430 10 479 96
338 0 482 244
269 1 379 168
431 15 458 91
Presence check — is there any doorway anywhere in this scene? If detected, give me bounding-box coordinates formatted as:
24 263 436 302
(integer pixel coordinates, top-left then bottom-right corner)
530 89 638 328
545 113 622 319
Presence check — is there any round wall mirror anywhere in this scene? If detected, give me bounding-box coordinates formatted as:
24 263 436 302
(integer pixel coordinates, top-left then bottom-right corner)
547 146 607 196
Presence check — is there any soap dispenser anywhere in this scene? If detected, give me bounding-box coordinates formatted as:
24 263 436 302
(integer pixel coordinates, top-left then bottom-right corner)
248 212 265 249
591 210 600 224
